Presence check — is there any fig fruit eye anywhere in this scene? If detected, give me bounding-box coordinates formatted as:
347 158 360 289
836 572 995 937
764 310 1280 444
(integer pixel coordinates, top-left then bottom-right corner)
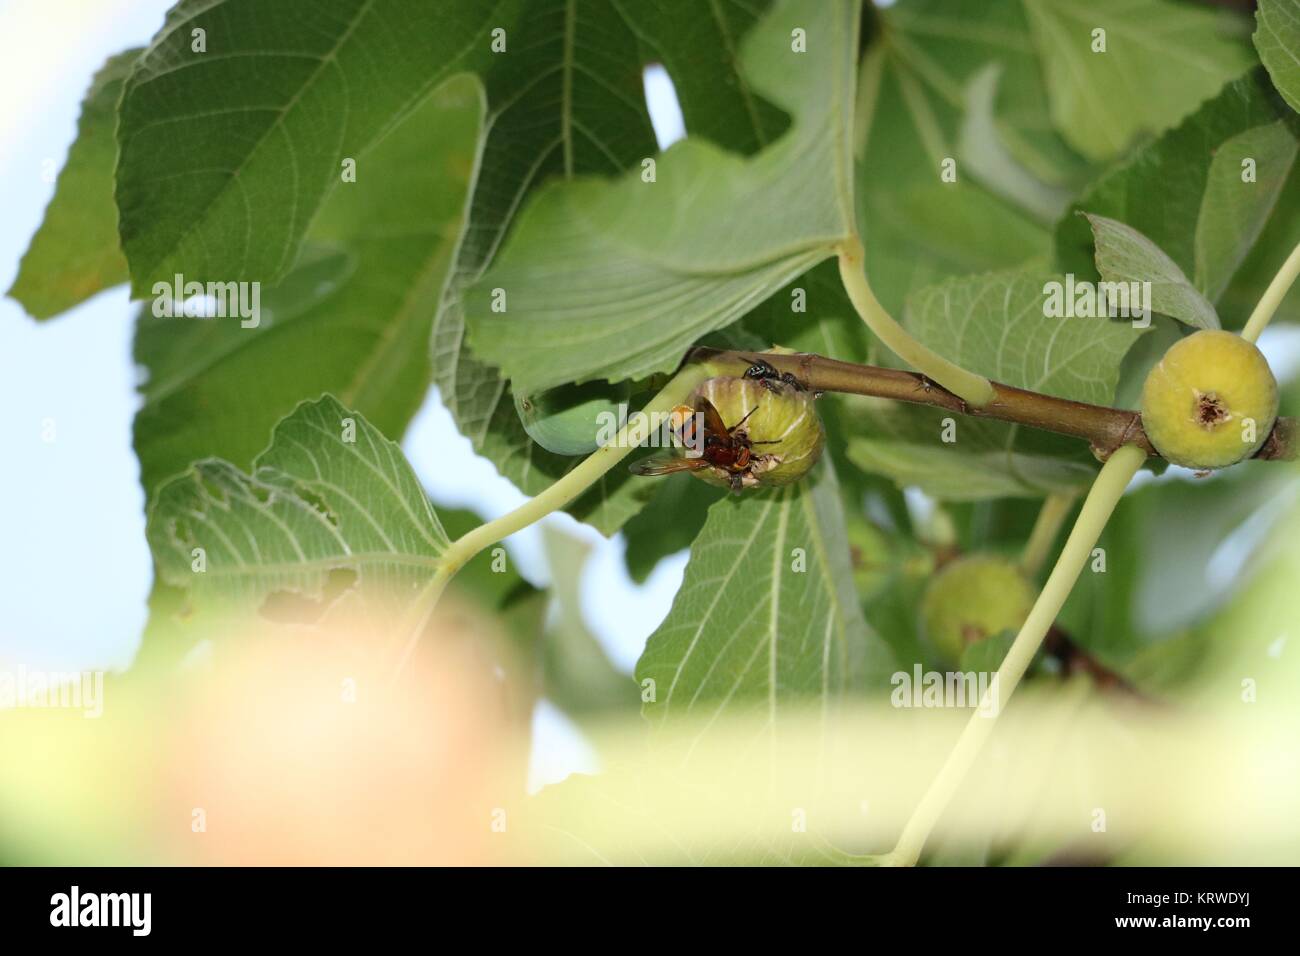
1139 329 1279 470
920 555 1036 666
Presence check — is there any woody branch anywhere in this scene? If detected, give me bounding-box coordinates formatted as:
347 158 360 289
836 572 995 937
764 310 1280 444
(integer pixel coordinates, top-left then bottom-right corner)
687 348 1296 463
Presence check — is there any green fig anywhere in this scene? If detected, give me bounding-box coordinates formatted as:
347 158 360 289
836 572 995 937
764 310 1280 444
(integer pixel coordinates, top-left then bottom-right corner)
514 381 631 457
920 555 1036 665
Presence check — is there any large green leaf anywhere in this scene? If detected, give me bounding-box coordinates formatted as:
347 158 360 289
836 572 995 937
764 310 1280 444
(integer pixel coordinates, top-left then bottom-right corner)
621 474 717 584
125 0 669 532
430 0 779 531
854 0 1254 315
1194 121 1299 302
114 0 505 294
147 395 450 626
635 460 887 740
854 0 1056 314
1057 71 1289 277
36 0 791 538
906 270 1147 406
957 65 1074 225
1214 135 1300 330
1023 0 1253 163
617 0 788 152
877 0 1087 189
845 410 1097 501
1255 0 1300 115
1055 70 1300 330
462 0 859 394
8 50 139 319
132 79 483 495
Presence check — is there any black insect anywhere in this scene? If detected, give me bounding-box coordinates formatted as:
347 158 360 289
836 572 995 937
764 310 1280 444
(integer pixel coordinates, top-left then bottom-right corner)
743 357 807 394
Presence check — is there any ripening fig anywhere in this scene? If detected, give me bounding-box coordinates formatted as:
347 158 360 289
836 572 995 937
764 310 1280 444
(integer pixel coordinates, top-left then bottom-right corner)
1140 329 1278 470
920 555 1036 665
695 377 824 489
630 375 825 492
514 380 631 456
690 376 824 491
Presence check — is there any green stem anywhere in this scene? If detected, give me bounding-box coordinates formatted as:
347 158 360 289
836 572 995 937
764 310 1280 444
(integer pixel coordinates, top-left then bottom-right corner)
879 444 1146 867
837 237 996 408
1019 492 1076 578
1241 239 1300 344
391 361 722 680
438 361 722 576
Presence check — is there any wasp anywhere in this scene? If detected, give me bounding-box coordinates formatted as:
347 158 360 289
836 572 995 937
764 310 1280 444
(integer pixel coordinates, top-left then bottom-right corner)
629 394 779 493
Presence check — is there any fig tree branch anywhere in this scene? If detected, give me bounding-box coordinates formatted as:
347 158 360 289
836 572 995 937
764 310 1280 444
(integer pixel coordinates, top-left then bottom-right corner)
687 347 1297 463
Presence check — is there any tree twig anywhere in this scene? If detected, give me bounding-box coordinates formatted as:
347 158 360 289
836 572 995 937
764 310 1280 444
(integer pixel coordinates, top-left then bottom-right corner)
687 347 1297 463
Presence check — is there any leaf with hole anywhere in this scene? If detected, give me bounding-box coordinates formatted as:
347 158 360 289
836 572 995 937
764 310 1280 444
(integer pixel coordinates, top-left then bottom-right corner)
147 395 452 651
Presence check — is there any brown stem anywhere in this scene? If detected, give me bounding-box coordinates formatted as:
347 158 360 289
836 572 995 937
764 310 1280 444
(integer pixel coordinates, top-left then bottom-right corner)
687 347 1296 463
